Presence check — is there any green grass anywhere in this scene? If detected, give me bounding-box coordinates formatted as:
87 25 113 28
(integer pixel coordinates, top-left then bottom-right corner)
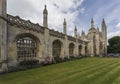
1 57 120 84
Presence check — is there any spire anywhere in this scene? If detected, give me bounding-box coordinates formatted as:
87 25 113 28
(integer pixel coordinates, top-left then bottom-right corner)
43 5 48 28
91 18 94 23
102 18 107 32
63 18 66 25
75 26 77 31
82 30 85 35
74 26 77 37
91 18 94 28
97 26 99 32
102 18 105 23
102 18 106 30
43 5 48 14
101 18 107 56
102 18 106 27
63 18 67 34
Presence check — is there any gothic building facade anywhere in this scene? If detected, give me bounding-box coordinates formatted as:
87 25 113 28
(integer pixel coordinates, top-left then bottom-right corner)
0 0 107 71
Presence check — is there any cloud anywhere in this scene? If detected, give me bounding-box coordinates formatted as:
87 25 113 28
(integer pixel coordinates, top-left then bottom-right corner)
7 0 84 35
108 31 120 39
7 0 120 39
116 23 120 28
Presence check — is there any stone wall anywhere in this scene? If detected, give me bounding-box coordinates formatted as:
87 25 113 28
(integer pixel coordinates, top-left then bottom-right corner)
3 14 87 67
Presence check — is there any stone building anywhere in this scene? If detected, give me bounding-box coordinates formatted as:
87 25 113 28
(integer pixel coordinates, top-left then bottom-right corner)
0 0 107 71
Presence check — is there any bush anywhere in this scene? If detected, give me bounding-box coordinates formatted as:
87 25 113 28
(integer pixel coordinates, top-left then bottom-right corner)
19 59 39 66
76 55 82 59
63 57 69 62
54 56 63 63
69 55 76 60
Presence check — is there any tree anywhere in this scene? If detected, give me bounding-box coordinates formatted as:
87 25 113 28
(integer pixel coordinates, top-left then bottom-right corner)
107 36 120 53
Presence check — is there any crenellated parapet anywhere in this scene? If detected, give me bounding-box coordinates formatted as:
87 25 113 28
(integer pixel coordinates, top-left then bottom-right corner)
78 39 83 44
68 35 76 42
7 14 44 33
49 29 65 39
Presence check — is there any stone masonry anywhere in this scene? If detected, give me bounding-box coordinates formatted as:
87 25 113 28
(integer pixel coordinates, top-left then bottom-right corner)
0 0 107 71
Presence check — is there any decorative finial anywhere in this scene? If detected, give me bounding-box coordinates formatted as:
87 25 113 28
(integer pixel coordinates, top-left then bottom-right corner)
102 18 105 23
63 18 66 25
43 4 48 14
91 18 94 28
75 26 77 31
64 18 66 22
97 26 99 31
91 18 94 23
45 5 47 9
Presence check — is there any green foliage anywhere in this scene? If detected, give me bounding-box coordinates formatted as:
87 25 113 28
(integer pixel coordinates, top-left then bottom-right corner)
54 56 63 63
108 36 120 53
19 59 39 66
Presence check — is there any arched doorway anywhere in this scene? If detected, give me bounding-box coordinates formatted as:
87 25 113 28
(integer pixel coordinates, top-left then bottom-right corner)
79 45 82 56
52 40 62 58
69 43 75 56
16 34 39 60
85 46 88 55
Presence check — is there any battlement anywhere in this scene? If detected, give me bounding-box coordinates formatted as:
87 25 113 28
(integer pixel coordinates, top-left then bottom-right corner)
7 14 44 33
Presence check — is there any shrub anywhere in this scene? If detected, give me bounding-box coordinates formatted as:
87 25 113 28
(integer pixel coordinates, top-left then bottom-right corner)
69 55 76 60
54 56 63 63
63 57 69 62
19 59 39 66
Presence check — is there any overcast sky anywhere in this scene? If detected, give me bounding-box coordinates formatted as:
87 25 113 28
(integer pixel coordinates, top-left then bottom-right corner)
7 0 120 39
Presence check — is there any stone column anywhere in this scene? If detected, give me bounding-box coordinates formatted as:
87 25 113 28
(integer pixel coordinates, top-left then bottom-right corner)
64 35 69 58
44 28 50 58
81 44 85 56
90 33 94 57
96 41 100 56
75 39 79 57
0 0 8 71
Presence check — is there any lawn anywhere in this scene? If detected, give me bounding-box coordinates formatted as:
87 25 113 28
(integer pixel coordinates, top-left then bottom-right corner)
0 57 120 84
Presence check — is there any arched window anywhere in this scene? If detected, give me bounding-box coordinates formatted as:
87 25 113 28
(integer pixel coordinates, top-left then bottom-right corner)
100 42 103 54
52 40 62 58
79 45 82 56
85 46 88 55
69 43 75 56
17 37 37 60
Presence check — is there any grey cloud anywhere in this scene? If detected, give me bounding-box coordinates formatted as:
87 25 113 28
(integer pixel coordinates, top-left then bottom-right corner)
7 0 39 20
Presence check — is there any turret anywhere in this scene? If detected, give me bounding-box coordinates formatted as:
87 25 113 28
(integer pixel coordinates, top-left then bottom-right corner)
91 18 94 28
74 26 77 37
102 18 107 37
63 18 67 34
97 26 99 32
0 0 8 71
81 30 85 36
43 5 48 28
101 18 107 56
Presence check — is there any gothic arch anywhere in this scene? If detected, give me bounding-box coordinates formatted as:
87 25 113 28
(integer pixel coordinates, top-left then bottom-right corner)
69 43 75 56
15 33 40 44
79 45 82 56
85 46 88 55
52 39 63 58
15 33 40 60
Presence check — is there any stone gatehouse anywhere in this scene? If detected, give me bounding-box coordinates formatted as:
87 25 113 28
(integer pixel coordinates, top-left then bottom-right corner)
0 0 107 71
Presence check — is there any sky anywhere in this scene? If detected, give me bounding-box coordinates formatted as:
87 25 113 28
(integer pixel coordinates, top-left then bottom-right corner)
7 0 120 39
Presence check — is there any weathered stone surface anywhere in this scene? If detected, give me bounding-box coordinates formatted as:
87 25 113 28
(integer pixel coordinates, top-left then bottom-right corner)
0 1 107 71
